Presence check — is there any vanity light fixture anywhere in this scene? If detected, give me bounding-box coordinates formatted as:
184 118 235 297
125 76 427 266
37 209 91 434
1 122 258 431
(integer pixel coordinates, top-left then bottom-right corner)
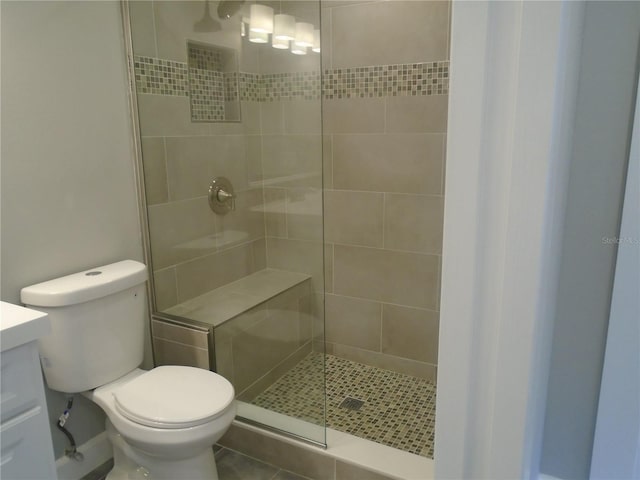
272 37 290 49
249 4 274 34
249 30 269 43
312 29 321 53
294 22 314 48
240 16 249 37
274 14 295 41
290 43 307 55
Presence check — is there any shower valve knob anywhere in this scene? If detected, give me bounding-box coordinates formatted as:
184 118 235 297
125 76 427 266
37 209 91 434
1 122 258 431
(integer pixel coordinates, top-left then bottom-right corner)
216 189 235 202
208 177 235 215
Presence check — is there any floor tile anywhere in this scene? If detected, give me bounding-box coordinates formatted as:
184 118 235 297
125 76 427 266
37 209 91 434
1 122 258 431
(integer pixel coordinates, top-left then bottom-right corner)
216 448 280 480
252 353 436 458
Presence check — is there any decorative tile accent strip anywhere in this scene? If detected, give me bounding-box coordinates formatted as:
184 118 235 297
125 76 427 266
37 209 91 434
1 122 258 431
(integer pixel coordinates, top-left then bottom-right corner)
134 56 188 96
262 71 321 101
238 72 261 102
323 61 449 99
224 72 239 102
134 56 449 102
252 352 437 458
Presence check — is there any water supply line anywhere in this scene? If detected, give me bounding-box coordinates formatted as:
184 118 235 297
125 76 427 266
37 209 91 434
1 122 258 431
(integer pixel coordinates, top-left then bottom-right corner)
56 396 84 461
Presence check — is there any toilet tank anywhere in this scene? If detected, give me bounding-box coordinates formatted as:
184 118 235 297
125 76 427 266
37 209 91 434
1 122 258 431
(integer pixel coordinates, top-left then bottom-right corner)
21 260 148 393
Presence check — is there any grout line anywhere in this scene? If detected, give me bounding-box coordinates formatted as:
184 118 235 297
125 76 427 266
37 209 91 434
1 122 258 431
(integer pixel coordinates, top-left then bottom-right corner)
379 302 384 353
161 137 171 202
440 134 446 195
381 192 386 249
150 0 159 58
383 96 387 133
324 292 440 315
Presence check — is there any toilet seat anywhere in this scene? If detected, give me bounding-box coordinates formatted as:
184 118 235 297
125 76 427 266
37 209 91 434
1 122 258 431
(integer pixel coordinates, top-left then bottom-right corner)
113 366 234 429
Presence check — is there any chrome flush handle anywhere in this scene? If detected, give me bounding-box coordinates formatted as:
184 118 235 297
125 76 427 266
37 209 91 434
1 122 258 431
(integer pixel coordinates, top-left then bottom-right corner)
208 177 235 214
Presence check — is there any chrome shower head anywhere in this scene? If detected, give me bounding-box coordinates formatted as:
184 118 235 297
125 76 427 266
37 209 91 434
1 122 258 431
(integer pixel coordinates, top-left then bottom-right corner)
217 0 245 19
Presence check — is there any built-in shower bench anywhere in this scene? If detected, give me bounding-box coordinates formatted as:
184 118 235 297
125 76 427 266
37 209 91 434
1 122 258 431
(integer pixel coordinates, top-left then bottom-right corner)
154 268 316 399
164 268 311 327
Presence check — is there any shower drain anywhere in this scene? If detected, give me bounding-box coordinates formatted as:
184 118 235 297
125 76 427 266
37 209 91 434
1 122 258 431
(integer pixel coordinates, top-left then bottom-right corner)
339 397 365 411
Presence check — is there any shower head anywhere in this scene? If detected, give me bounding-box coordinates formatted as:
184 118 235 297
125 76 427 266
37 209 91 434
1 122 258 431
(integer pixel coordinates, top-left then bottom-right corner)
194 1 221 32
217 0 245 19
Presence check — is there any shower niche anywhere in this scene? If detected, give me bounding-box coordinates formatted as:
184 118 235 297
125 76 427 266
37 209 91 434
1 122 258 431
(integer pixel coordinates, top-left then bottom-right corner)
187 41 240 122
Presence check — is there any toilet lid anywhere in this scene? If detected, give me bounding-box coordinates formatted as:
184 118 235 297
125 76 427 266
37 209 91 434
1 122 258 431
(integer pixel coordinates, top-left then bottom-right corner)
113 366 235 429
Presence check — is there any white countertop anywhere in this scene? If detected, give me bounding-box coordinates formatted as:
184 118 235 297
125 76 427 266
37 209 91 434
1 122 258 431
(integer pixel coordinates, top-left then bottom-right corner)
1 301 50 352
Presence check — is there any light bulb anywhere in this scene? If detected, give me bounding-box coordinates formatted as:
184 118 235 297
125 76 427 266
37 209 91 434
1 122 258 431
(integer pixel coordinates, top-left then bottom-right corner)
249 4 274 34
272 37 289 49
294 22 314 48
249 30 269 44
274 14 295 41
291 43 307 55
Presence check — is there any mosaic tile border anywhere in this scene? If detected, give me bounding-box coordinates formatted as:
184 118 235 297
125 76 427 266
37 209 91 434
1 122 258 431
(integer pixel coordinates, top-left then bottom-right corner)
134 56 188 96
134 55 449 101
252 353 436 458
323 61 449 99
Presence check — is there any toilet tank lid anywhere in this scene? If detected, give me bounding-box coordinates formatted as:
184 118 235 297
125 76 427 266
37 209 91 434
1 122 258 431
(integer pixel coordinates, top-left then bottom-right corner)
21 260 148 307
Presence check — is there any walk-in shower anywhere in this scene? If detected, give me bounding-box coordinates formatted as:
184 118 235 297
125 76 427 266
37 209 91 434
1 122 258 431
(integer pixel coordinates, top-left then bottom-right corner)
125 0 448 459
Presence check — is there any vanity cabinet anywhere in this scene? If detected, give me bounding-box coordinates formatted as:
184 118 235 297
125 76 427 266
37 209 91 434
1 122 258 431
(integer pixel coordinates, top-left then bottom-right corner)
1 302 57 479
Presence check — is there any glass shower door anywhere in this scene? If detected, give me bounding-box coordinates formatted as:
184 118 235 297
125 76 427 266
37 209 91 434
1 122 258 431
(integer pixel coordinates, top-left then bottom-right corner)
125 0 325 445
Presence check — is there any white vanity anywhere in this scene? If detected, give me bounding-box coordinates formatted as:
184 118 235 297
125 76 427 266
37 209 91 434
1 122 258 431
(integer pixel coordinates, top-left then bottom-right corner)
1 301 57 479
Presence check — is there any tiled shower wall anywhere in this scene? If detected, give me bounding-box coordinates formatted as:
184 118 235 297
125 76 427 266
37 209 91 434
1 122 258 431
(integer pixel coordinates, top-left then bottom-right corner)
321 1 450 381
129 0 267 312
130 0 448 382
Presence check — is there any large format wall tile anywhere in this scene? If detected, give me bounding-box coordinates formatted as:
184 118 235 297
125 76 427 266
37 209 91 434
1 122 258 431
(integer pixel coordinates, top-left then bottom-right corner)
175 242 256 302
152 1 245 64
232 307 301 392
283 100 322 135
137 94 210 137
324 190 383 247
214 188 265 247
266 237 324 290
322 98 385 134
260 101 284 135
140 137 168 205
333 245 439 310
147 197 216 269
286 188 324 241
153 267 178 311
327 343 436 381
386 95 449 134
164 135 249 201
325 294 381 351
384 193 444 254
381 304 439 364
261 134 322 183
331 1 449 67
332 133 444 194
128 1 157 58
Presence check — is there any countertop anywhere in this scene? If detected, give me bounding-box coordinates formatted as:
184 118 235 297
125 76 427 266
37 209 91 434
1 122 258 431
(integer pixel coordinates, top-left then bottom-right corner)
1 301 50 352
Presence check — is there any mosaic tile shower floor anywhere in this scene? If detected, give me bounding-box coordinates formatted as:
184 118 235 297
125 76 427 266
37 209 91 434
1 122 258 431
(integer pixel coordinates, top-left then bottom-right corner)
251 353 436 458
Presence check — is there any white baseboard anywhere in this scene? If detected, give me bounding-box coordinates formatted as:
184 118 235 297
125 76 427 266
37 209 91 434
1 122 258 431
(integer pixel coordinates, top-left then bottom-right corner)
55 431 112 480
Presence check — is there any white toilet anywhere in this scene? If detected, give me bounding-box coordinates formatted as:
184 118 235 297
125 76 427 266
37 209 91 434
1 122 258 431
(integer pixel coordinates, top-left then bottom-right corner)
21 260 235 480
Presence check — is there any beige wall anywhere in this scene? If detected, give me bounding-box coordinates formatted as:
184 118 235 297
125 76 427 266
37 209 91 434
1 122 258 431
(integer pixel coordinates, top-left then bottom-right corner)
321 0 450 380
0 0 145 459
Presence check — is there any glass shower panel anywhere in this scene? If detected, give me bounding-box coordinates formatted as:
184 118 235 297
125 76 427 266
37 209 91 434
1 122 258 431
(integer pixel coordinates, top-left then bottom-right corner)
126 0 325 445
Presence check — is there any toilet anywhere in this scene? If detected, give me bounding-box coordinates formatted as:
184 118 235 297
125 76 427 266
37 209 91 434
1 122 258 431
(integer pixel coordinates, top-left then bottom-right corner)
21 260 235 480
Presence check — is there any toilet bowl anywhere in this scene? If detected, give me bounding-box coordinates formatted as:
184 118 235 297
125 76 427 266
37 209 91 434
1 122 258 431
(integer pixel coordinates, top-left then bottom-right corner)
86 368 235 479
20 260 236 479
